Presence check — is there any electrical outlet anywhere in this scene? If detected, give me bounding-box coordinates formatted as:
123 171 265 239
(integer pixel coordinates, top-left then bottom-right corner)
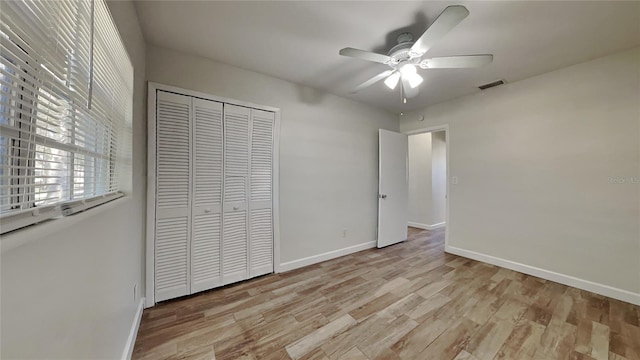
342 229 348 238
133 284 137 301
452 176 459 185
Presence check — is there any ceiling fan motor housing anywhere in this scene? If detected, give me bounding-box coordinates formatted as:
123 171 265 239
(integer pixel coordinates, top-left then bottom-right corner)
387 32 422 66
396 32 414 44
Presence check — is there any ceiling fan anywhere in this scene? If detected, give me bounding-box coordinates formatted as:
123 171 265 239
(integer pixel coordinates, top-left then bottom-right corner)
339 5 493 100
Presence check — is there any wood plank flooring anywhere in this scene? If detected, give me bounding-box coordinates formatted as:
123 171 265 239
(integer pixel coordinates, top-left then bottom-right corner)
133 227 640 360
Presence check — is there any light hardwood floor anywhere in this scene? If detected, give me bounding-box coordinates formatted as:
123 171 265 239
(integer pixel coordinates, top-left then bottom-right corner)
133 227 640 360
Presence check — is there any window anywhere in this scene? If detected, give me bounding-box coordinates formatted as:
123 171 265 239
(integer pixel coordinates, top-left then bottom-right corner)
0 0 133 234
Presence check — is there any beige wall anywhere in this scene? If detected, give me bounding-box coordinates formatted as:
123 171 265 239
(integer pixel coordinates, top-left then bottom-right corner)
400 47 640 297
145 45 398 265
1 1 147 358
408 131 447 228
408 133 433 227
431 131 447 225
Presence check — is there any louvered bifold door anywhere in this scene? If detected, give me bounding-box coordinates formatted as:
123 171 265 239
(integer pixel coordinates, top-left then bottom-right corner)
222 104 250 285
190 98 224 293
249 109 275 278
155 91 192 301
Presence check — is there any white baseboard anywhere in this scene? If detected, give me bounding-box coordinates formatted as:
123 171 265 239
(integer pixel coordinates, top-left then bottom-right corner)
445 245 640 306
278 241 377 273
122 297 145 360
408 221 446 230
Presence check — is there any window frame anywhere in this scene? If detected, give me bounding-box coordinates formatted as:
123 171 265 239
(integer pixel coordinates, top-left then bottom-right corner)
0 0 131 234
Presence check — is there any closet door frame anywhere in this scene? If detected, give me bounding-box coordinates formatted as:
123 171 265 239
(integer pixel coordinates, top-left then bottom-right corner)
146 82 281 308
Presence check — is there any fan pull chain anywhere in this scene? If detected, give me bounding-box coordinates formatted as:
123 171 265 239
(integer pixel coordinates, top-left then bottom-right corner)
402 84 407 104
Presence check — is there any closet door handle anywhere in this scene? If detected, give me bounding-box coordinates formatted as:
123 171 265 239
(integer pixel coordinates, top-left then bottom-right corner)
204 208 211 213
233 206 239 211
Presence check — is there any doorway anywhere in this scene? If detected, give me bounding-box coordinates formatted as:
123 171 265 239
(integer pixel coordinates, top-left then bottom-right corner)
376 126 449 249
407 129 448 241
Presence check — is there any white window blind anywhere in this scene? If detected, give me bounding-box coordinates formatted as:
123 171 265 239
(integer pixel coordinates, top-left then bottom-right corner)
0 0 133 234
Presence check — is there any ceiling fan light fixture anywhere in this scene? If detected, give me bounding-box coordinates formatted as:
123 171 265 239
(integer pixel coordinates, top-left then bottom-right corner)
400 64 417 76
384 72 401 89
407 73 423 88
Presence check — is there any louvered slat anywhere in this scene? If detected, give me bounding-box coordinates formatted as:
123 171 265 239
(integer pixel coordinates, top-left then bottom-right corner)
157 95 190 209
224 176 246 203
223 210 248 282
155 217 189 301
193 99 223 207
191 213 221 292
224 105 250 177
250 208 273 277
250 111 274 202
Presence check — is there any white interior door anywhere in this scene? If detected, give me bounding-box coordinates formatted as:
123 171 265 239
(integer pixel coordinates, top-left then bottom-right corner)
155 91 192 301
222 104 250 284
377 129 408 248
190 98 224 293
249 109 275 277
149 84 280 305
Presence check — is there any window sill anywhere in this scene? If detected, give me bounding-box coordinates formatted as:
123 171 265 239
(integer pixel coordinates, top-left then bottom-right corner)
1 195 131 254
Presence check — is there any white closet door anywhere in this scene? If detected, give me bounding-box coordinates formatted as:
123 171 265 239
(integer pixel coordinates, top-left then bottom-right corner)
155 91 192 301
249 109 275 277
190 98 224 293
222 104 250 284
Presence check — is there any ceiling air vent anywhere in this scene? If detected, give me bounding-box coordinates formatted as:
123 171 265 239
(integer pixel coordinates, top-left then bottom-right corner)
478 79 505 90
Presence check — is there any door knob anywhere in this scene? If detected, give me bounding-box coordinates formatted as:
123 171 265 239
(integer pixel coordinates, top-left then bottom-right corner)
204 208 211 213
379 194 387 199
233 206 239 210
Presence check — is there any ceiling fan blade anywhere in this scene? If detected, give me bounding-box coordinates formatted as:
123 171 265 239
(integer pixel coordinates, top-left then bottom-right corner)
340 47 392 64
401 76 420 98
351 70 394 93
421 55 493 69
410 5 469 56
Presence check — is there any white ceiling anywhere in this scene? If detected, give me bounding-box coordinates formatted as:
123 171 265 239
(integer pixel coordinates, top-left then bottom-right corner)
134 1 640 113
